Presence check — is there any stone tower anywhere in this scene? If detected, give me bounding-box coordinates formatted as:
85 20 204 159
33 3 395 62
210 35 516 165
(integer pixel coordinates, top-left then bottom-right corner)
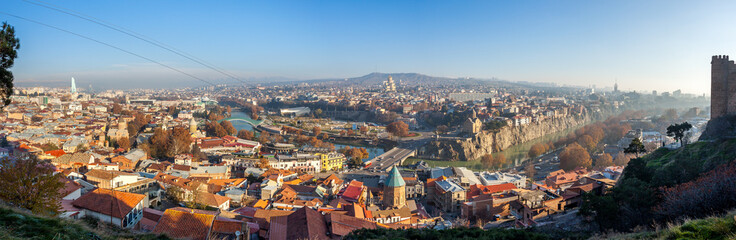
711 55 736 119
117 118 127 130
189 118 198 134
383 166 406 208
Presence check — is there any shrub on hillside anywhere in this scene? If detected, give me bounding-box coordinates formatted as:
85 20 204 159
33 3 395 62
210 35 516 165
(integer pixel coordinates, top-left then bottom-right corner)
655 163 736 221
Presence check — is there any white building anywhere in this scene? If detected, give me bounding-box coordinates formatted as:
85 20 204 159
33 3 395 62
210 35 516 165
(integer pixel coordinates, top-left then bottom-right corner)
70 189 146 228
479 172 527 188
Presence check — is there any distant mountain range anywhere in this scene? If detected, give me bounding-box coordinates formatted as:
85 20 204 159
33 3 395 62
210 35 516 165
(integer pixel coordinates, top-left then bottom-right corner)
15 72 576 90
258 72 572 90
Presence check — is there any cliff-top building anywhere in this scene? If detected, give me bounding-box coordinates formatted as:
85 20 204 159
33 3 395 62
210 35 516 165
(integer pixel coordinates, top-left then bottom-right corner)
711 55 736 119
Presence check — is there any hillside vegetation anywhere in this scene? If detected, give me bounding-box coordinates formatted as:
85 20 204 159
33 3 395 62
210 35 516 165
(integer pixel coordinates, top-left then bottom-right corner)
598 210 736 240
581 132 736 232
0 206 168 240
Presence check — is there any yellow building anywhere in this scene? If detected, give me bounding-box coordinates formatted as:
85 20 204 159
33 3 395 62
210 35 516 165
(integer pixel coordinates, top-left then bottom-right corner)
317 152 347 171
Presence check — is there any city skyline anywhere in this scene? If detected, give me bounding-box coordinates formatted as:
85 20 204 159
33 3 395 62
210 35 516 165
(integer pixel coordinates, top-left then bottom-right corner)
4 0 736 93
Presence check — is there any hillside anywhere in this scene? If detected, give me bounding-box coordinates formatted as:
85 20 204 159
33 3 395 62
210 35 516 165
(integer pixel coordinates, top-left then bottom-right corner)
0 206 168 240
599 210 736 240
580 119 736 232
641 138 736 187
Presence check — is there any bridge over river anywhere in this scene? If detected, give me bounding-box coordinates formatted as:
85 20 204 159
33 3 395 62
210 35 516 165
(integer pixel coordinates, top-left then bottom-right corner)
217 117 264 127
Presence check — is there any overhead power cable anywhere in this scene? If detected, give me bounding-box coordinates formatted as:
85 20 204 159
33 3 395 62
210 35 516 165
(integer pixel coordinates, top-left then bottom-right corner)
0 11 217 86
22 0 248 85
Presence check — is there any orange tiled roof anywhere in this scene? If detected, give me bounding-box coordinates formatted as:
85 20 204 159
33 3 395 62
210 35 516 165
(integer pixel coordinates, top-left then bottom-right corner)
207 178 246 188
71 188 145 219
45 149 66 158
212 217 244 234
152 208 216 240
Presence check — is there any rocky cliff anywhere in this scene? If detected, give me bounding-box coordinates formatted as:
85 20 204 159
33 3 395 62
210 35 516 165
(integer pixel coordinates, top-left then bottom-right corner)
426 114 590 161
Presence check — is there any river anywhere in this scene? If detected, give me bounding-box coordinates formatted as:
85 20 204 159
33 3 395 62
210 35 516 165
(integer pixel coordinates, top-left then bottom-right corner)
228 111 385 161
229 111 255 131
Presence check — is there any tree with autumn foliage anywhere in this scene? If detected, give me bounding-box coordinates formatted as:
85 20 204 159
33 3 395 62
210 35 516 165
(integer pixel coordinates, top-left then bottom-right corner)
341 146 370 168
493 154 507 169
237 129 254 140
220 120 237 136
481 153 507 169
146 127 192 159
312 126 321 136
205 121 228 137
258 132 270 144
117 137 130 150
524 162 536 185
559 143 591 171
386 121 409 137
577 135 597 153
594 153 613 169
258 157 271 169
528 143 548 159
111 103 122 115
0 155 65 215
481 154 494 168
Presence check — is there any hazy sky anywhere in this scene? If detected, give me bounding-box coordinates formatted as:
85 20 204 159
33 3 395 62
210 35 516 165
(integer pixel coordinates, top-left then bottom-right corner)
3 0 736 93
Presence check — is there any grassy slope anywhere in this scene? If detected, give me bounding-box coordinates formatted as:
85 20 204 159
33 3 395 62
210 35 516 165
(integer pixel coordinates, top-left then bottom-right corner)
600 210 736 240
0 206 169 240
640 138 736 187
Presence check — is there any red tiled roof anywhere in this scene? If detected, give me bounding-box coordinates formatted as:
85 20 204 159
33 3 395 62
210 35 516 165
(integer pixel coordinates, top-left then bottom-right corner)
193 192 230 208
328 212 378 237
59 177 82 198
340 183 363 202
253 209 293 231
212 216 244 234
71 188 145 219
467 183 517 199
268 207 328 240
85 169 135 180
153 208 216 240
45 149 66 157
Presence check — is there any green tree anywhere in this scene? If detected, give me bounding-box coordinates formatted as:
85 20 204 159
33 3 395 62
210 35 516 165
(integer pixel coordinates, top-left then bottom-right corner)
624 138 646 157
0 22 20 110
666 122 693 147
0 155 65 215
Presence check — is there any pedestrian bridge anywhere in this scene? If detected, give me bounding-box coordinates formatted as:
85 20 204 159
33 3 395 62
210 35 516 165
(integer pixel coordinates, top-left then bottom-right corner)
218 117 263 127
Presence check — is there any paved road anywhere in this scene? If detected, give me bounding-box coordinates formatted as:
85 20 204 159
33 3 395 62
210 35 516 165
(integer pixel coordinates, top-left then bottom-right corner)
367 147 416 172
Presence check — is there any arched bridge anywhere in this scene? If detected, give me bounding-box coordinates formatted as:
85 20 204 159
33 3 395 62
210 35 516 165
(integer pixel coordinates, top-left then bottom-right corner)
218 117 264 127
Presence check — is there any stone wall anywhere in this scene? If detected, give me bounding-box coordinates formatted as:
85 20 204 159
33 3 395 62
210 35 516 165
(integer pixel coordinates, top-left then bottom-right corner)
425 114 590 161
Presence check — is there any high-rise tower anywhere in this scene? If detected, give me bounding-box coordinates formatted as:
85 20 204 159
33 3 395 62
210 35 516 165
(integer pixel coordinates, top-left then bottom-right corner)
711 55 736 119
71 77 77 94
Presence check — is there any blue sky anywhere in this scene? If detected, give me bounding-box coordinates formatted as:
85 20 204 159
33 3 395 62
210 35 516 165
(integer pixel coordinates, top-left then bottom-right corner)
3 0 736 93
